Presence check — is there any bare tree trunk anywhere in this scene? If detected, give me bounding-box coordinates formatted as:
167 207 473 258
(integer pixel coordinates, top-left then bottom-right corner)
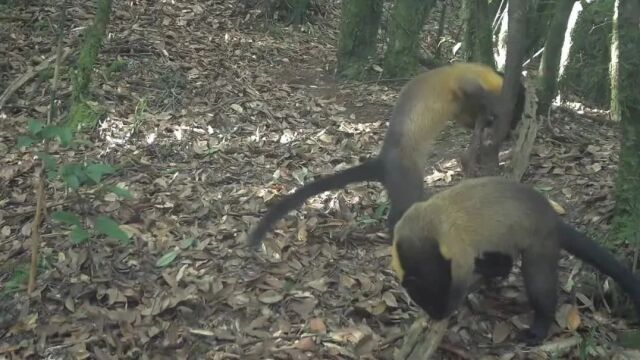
555 1 583 106
612 0 640 248
609 0 621 122
536 0 576 116
461 0 495 66
433 1 448 60
336 0 383 79
493 1 509 70
507 76 540 181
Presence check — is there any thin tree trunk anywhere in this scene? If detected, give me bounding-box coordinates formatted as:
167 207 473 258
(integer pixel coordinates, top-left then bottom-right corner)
462 0 529 177
72 0 113 101
69 0 113 129
556 1 583 104
609 0 621 122
494 2 509 70
433 1 448 60
461 0 495 66
536 0 576 116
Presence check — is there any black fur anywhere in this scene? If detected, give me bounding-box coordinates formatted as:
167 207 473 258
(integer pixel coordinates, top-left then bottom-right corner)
559 222 640 312
474 252 514 279
397 237 453 319
247 159 383 247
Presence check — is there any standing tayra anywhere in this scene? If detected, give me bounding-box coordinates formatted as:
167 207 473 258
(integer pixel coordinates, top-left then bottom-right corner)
391 176 640 344
247 62 525 248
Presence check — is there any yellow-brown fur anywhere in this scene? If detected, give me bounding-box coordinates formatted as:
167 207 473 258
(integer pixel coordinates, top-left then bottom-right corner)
393 63 505 169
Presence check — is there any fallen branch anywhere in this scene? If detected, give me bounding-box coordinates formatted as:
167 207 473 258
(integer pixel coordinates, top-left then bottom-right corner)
0 47 71 110
27 167 46 295
527 335 582 357
394 317 449 360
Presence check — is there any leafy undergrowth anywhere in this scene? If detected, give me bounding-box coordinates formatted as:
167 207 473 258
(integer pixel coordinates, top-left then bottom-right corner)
1 1 638 359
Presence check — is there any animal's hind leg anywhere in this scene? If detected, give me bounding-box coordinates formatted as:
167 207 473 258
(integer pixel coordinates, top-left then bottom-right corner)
475 252 513 279
384 160 425 234
520 245 559 345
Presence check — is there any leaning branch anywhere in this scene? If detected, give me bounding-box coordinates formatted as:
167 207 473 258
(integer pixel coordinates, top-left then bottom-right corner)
0 48 71 110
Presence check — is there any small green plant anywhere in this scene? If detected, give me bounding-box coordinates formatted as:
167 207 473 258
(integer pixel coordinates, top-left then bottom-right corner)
357 201 389 225
33 19 49 32
1 265 28 297
104 59 127 80
37 68 55 82
18 119 133 244
67 101 104 129
132 97 148 135
577 328 597 359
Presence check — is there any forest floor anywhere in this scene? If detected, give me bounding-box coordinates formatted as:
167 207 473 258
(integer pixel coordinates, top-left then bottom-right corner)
1 1 639 359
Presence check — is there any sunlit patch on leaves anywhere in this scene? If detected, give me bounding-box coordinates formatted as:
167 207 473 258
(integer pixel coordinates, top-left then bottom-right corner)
292 167 309 185
258 290 284 304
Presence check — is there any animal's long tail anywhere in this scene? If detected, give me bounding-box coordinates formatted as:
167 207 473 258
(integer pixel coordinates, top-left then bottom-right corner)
247 158 384 248
558 222 640 310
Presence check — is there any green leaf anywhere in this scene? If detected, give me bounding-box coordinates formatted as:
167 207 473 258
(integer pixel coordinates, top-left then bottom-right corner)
535 185 554 192
95 216 130 244
85 163 115 183
155 249 180 267
17 136 36 148
63 174 80 189
57 126 73 147
27 119 44 135
46 168 58 180
70 226 90 244
373 203 388 219
179 238 195 250
51 211 82 226
105 185 133 199
359 218 378 225
40 125 61 140
36 152 57 172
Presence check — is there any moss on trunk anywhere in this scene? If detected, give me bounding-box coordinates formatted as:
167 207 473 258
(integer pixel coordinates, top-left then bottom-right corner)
612 0 640 246
382 0 436 78
335 0 383 80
